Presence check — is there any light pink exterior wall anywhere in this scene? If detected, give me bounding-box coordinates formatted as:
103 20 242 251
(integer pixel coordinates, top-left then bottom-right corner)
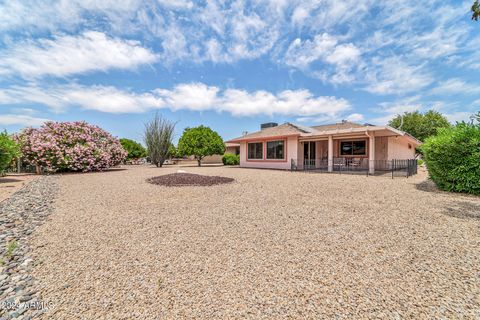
239 136 298 170
375 136 388 161
387 136 415 159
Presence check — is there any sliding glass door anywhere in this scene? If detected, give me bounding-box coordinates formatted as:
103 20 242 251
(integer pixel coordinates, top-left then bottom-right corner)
303 141 316 168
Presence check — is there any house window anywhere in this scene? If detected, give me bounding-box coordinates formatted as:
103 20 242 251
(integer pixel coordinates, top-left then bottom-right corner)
340 140 366 156
266 140 285 159
248 142 263 159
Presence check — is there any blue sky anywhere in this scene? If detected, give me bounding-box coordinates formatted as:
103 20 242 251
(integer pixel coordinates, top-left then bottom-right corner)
0 0 479 143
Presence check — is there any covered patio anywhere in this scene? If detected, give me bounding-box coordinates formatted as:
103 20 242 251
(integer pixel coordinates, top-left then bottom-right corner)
292 126 420 177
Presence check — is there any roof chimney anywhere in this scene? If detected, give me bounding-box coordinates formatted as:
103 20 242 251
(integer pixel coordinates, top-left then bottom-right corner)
261 122 278 130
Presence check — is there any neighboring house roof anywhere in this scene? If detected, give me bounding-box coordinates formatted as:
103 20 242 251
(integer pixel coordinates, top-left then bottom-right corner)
225 142 240 147
227 121 422 146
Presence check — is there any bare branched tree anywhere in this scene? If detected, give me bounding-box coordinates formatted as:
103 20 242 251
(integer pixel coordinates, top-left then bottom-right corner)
144 113 175 167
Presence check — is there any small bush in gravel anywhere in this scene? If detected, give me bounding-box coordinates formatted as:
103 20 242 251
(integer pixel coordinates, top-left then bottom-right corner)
16 121 127 173
422 122 480 195
222 153 240 165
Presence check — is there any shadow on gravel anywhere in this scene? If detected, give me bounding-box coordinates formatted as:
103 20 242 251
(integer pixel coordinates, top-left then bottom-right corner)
415 179 441 193
0 178 22 184
442 201 480 221
60 168 128 175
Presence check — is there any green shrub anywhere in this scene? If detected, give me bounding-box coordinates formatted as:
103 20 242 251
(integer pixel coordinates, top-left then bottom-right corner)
222 153 240 165
120 138 147 160
422 123 480 195
417 159 424 166
0 131 20 175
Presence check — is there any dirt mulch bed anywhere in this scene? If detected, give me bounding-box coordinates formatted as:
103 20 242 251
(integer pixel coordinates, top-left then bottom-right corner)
147 172 234 187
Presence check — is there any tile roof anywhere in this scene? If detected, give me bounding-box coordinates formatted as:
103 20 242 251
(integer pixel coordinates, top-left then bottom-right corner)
227 123 305 142
311 121 366 131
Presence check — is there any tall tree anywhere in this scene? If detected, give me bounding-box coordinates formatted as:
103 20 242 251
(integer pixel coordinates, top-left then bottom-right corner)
144 113 176 167
177 126 225 166
388 110 450 141
0 131 20 176
473 0 480 21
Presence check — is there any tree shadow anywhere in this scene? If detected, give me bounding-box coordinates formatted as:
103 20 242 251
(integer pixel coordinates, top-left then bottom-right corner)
442 201 480 221
59 168 128 175
415 179 441 193
0 178 22 184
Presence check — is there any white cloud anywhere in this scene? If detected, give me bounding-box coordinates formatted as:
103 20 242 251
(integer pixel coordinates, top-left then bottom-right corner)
219 89 350 117
0 31 158 79
154 83 219 111
295 112 364 124
364 57 433 95
430 78 480 96
285 34 340 69
0 114 50 127
284 33 362 84
157 0 193 10
291 0 373 30
345 113 364 122
367 97 423 125
0 83 350 118
444 112 473 123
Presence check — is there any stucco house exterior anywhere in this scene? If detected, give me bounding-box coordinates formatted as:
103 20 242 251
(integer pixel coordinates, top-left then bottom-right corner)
225 142 240 155
226 121 421 174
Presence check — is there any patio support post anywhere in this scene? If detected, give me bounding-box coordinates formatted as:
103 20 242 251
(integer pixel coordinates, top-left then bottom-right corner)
328 135 333 172
368 133 375 175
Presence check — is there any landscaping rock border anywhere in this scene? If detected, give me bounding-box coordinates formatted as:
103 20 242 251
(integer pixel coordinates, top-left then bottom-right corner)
0 176 58 319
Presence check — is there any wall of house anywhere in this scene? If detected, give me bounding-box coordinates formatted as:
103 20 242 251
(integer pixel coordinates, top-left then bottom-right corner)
375 136 388 161
317 141 328 160
225 146 240 155
239 136 298 170
387 136 415 159
203 155 223 163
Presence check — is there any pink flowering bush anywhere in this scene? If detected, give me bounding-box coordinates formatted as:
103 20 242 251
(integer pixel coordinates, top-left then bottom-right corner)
16 121 127 173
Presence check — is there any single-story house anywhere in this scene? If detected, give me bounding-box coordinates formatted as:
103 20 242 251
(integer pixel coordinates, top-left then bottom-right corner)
226 121 421 174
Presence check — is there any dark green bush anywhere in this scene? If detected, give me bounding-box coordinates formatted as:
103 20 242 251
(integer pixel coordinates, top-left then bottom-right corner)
222 153 240 165
422 123 480 195
120 138 147 160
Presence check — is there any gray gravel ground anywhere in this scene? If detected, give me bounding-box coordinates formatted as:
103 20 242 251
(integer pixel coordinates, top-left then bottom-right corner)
0 176 58 319
28 166 480 319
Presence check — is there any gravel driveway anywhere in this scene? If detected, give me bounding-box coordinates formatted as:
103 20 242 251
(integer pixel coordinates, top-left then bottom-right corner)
30 166 479 319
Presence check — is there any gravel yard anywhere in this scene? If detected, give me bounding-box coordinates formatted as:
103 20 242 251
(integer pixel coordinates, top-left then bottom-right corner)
27 166 480 319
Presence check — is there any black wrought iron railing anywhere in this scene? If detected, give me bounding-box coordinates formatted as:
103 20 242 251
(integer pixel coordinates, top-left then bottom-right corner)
291 158 418 178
